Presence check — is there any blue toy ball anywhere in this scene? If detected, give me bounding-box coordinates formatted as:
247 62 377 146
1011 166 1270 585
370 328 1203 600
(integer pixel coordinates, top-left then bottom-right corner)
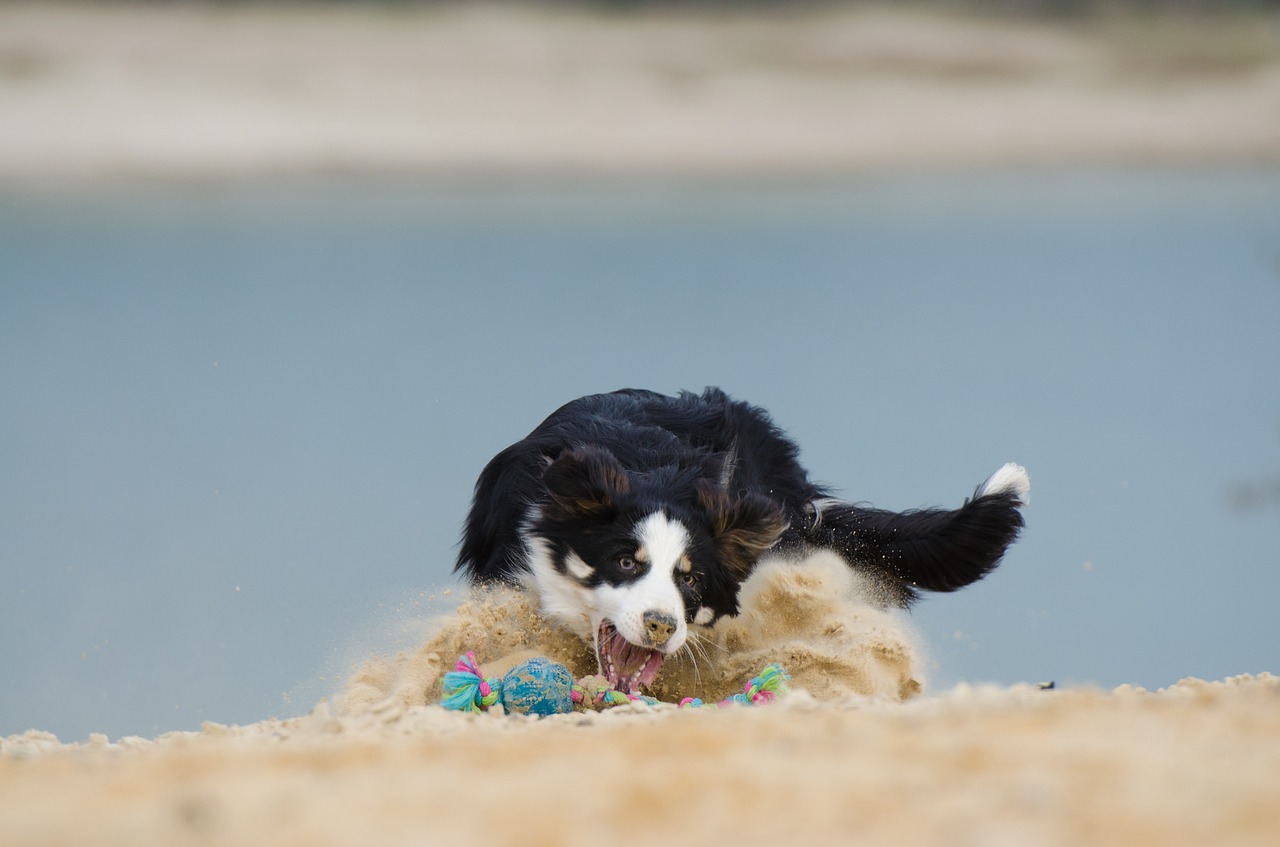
500 657 575 716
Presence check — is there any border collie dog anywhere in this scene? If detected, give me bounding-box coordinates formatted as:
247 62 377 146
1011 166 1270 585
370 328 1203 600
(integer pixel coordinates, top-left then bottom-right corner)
456 388 1028 695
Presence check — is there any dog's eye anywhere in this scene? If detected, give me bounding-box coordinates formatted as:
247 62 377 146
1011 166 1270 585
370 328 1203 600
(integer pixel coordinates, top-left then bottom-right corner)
681 573 698 588
617 556 636 571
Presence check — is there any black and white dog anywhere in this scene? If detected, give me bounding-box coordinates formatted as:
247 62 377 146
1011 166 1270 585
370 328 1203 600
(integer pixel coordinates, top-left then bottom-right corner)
456 388 1028 695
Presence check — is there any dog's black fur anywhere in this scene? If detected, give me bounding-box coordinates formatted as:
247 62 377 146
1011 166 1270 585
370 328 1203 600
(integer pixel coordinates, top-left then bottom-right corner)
456 387 1027 692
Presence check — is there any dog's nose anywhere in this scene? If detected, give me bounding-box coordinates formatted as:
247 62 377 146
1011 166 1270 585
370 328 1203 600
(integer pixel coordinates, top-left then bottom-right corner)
643 611 677 647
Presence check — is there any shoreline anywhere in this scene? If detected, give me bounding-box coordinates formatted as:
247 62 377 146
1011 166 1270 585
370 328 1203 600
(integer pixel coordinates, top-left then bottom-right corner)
3 3 1279 182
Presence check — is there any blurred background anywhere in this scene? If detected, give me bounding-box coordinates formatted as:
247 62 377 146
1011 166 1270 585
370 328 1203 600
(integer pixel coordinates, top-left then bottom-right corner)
2 1 1279 742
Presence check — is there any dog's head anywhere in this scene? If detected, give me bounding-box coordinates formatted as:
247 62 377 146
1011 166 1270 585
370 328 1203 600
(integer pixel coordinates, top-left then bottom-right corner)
526 445 786 694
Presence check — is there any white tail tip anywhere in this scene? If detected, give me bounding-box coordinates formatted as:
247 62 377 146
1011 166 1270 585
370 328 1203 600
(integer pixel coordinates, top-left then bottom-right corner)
977 463 1030 506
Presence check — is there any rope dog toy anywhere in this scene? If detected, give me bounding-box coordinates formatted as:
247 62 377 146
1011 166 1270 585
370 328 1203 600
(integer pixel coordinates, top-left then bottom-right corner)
676 663 791 709
440 652 505 713
440 651 790 716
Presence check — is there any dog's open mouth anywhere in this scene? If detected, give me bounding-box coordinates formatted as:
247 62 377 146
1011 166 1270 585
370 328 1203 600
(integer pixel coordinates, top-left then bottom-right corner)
596 620 666 696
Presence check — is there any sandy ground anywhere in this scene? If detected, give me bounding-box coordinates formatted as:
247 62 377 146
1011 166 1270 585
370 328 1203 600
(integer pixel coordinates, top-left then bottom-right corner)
2 2 1280 181
5 677 1280 847
4 556 1279 846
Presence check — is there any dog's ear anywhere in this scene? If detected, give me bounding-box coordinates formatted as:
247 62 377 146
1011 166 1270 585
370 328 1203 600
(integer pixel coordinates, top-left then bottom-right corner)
695 480 786 580
542 446 631 519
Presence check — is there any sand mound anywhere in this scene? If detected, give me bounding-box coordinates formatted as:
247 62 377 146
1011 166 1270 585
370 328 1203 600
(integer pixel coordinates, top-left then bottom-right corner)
338 552 923 716
3 674 1278 846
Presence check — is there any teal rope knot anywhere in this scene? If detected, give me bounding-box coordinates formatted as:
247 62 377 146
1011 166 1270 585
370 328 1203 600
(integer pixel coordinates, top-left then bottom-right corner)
441 651 503 713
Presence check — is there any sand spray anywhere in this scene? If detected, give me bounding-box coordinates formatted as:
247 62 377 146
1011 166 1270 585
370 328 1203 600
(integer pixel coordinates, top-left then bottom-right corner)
338 551 925 715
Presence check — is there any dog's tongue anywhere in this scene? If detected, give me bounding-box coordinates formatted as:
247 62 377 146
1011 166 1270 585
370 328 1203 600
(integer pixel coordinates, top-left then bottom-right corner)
597 621 665 695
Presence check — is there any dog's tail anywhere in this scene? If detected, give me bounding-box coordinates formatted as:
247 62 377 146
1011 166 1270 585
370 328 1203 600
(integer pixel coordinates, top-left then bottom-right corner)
799 463 1029 607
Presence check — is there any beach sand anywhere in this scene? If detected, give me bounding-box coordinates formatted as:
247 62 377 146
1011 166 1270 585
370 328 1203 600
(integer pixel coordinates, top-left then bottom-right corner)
4 555 1278 846
3 2 1280 180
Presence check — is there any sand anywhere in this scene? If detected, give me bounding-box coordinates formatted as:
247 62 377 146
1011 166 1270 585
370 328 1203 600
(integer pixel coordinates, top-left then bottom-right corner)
3 2 1280 181
4 554 1279 846
6 679 1280 847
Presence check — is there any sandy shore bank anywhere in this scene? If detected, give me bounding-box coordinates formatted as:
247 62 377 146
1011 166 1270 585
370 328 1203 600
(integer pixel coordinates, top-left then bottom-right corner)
2 3 1279 181
4 675 1278 847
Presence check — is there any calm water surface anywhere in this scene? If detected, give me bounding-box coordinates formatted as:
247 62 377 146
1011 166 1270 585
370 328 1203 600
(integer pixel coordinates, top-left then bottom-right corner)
2 168 1278 740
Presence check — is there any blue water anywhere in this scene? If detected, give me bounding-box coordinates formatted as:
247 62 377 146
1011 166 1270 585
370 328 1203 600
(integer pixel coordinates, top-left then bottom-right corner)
3 168 1278 741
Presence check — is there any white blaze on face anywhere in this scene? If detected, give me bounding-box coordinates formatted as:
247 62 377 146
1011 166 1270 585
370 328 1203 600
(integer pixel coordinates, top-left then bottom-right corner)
593 511 690 654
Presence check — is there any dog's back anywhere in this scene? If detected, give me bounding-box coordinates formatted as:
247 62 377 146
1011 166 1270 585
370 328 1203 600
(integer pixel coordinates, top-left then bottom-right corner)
457 387 1027 609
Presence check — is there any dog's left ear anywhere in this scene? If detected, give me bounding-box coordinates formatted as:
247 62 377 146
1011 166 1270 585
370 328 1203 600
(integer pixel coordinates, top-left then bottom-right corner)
695 480 786 579
542 445 631 520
